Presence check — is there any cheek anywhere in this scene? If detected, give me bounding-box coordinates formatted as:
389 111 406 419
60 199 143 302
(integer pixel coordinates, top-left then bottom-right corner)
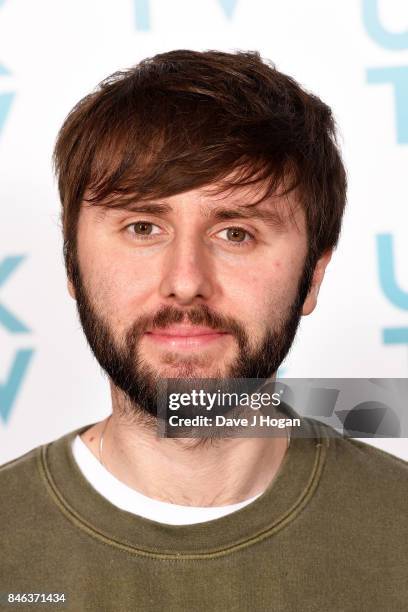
217 260 271 313
80 248 156 323
218 255 303 326
76 216 160 325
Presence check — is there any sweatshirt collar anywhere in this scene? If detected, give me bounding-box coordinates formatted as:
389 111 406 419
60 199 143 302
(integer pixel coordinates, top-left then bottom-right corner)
37 415 328 559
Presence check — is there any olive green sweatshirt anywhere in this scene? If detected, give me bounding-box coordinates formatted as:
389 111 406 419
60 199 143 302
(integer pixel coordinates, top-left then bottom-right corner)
0 417 407 611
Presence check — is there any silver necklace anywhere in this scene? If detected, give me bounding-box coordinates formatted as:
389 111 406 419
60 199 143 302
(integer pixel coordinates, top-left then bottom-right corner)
98 415 111 468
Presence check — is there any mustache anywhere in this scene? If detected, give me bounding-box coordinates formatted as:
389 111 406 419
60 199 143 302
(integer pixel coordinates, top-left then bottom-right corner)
126 304 248 346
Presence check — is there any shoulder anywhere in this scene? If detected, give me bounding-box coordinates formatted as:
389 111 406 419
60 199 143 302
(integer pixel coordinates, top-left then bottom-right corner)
0 428 85 522
0 444 47 533
328 428 407 479
0 445 41 488
314 420 408 513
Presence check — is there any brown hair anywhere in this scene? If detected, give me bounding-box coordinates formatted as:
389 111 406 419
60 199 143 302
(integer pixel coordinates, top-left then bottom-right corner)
53 49 347 283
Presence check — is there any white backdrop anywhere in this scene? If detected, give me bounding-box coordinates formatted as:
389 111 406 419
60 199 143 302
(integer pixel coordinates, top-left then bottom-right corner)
0 0 407 463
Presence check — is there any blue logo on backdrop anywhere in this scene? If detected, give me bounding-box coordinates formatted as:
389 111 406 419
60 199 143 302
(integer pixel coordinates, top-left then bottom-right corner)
362 0 408 50
363 1 408 353
0 0 14 136
376 235 408 347
367 66 408 144
134 0 238 30
364 1 408 144
0 257 34 424
0 2 27 424
363 0 408 144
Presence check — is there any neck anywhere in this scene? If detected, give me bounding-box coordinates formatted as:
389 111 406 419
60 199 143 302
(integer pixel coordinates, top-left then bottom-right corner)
81 387 289 507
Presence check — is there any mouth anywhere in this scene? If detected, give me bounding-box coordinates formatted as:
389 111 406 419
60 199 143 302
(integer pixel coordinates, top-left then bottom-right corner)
144 325 230 349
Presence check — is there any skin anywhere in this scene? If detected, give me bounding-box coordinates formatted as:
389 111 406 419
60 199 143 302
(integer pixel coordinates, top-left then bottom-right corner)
69 182 331 506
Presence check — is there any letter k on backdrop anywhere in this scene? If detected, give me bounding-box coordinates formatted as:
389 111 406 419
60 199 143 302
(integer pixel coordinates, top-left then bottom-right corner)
0 256 34 424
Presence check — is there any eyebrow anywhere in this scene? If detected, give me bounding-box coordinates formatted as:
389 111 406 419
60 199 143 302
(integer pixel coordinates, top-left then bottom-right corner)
208 204 286 228
97 200 287 228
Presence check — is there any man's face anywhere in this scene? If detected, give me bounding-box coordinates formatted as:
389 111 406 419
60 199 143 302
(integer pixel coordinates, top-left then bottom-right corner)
69 182 329 418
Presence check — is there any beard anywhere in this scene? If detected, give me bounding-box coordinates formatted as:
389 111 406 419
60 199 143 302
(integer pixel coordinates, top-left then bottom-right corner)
70 253 312 423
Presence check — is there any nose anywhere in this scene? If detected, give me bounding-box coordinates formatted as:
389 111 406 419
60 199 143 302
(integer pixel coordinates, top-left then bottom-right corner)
158 234 215 306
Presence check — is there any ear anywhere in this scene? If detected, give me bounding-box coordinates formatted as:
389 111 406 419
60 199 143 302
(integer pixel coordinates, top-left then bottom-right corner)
302 250 332 316
67 278 76 300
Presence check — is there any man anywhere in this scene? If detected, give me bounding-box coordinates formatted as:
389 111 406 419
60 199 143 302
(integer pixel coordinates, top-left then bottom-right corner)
0 50 406 612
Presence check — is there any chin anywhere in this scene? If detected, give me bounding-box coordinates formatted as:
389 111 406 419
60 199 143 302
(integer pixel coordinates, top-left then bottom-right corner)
144 349 231 376
157 364 224 380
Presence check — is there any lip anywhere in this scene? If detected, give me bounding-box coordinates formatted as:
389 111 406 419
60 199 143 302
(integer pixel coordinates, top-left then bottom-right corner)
144 326 229 349
146 325 226 337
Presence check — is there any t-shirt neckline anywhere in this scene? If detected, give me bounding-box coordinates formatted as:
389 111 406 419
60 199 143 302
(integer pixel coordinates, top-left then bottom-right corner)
71 434 263 525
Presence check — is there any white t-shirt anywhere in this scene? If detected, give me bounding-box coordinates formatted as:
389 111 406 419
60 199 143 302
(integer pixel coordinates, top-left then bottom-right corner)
71 435 262 525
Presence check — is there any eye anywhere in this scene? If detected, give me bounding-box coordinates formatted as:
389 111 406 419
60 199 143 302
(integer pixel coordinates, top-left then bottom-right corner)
216 227 254 246
125 221 162 239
